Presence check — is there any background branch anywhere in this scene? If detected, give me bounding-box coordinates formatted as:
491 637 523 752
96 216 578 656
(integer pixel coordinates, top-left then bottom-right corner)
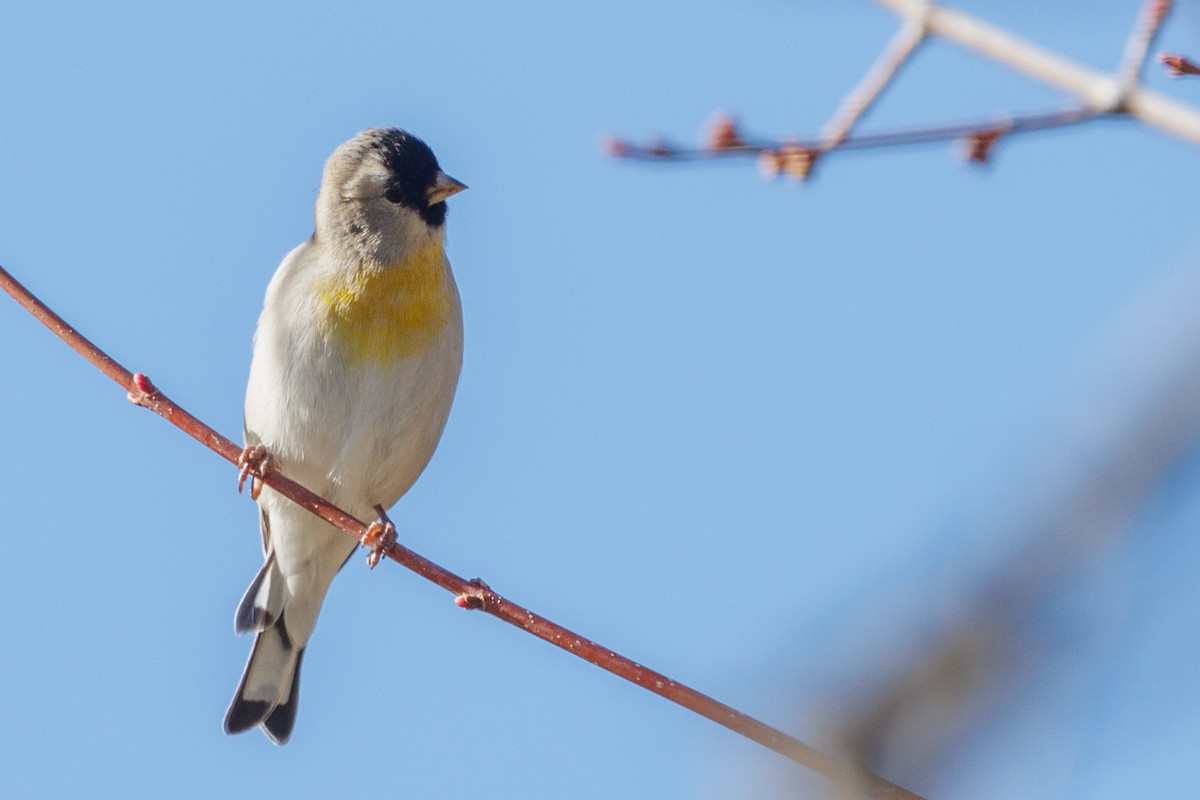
608 0 1200 177
881 0 1196 137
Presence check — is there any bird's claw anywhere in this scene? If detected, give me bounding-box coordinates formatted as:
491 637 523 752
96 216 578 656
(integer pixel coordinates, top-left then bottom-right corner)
361 505 396 569
237 444 272 501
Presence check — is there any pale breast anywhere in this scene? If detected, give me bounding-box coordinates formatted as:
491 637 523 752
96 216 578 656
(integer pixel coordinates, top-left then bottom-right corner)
245 241 464 512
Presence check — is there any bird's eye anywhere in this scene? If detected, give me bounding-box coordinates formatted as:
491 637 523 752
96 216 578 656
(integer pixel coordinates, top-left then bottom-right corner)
384 187 404 204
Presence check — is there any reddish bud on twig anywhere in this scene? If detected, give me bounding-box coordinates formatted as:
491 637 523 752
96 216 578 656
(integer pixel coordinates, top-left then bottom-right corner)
133 372 157 395
963 128 1005 164
455 578 491 610
1161 52 1200 77
780 143 818 181
706 113 745 151
602 136 631 158
127 372 159 406
760 144 818 181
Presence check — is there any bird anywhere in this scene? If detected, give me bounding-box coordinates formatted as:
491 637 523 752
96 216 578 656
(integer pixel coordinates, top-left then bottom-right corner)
223 128 466 744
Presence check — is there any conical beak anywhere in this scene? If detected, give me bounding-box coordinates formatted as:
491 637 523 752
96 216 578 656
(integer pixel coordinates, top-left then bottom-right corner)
426 171 467 205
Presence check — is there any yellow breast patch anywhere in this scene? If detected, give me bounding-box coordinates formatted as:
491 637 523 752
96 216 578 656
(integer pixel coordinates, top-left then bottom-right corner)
315 240 452 365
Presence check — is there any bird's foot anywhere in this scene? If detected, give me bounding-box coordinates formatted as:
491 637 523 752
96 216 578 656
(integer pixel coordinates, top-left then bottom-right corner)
237 444 273 501
361 504 397 570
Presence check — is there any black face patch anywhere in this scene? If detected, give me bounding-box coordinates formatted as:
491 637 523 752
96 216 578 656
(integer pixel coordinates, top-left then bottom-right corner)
369 128 448 227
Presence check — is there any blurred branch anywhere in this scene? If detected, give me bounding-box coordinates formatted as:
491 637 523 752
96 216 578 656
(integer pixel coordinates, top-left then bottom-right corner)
608 0 1200 179
828 267 1200 788
818 12 930 151
1117 0 1171 92
608 107 1097 175
0 263 924 800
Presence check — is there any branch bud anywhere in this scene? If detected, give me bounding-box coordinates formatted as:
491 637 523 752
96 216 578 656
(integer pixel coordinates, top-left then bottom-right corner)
963 129 1004 164
779 143 818 181
706 113 745 151
1161 52 1200 77
602 136 631 157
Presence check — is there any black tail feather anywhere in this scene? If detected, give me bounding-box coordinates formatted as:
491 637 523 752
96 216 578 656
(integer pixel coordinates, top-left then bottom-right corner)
224 615 304 744
261 648 305 745
224 698 272 735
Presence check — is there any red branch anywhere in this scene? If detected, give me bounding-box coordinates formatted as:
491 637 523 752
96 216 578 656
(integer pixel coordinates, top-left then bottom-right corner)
0 263 924 800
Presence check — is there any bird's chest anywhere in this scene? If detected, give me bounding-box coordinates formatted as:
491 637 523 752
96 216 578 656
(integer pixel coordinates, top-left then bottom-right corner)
313 244 452 366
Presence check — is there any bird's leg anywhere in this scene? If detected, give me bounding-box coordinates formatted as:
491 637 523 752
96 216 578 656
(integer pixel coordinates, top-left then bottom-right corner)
361 504 397 570
237 444 273 501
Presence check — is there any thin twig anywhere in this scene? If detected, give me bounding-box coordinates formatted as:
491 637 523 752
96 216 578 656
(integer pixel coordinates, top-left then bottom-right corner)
819 10 930 150
0 263 925 800
609 106 1099 167
1117 0 1172 95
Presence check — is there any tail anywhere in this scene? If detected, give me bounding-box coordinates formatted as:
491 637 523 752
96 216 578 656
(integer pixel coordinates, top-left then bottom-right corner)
225 507 354 744
225 550 304 744
224 616 306 744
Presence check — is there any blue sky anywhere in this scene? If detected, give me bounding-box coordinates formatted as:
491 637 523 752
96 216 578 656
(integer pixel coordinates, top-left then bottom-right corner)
4 2 1200 798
